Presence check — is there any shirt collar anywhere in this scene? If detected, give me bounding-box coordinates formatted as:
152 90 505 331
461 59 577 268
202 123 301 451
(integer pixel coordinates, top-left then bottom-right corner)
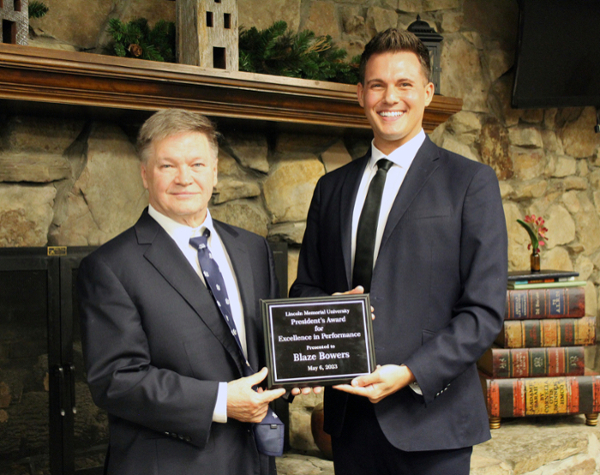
148 204 214 240
369 129 426 170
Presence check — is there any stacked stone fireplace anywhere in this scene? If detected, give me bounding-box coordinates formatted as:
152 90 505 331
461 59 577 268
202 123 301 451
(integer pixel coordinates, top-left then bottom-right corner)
2 1 600 473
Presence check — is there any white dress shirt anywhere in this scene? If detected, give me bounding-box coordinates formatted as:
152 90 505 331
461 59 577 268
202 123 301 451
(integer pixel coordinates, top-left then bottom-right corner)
350 129 426 275
350 130 426 395
148 205 245 423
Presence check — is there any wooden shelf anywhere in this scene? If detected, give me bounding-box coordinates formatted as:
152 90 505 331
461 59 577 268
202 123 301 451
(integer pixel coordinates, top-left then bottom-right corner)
0 44 462 131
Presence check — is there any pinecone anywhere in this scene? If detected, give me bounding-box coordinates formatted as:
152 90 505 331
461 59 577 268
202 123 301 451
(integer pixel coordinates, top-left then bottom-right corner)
128 44 143 57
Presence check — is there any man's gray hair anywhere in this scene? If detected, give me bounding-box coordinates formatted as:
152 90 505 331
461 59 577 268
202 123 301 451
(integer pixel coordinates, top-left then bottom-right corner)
137 109 219 163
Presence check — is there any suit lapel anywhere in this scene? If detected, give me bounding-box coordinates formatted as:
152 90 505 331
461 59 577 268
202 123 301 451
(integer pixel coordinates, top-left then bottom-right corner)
340 155 370 289
213 221 261 371
214 221 255 316
379 137 441 253
135 211 245 375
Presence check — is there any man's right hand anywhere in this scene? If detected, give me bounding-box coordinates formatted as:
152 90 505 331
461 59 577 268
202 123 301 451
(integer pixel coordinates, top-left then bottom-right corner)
227 368 286 423
335 286 375 319
333 285 365 296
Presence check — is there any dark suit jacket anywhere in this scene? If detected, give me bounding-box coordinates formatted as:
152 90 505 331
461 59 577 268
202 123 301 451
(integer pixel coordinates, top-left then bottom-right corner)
290 137 508 451
77 209 278 475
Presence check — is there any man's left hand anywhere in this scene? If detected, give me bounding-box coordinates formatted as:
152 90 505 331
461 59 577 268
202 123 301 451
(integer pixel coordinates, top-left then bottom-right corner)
333 364 415 404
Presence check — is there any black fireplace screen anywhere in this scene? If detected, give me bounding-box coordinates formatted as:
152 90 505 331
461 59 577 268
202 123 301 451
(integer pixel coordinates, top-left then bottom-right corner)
0 243 288 475
0 247 106 475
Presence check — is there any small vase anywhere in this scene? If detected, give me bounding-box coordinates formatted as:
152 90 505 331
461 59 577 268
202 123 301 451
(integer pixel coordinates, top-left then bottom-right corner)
530 252 541 272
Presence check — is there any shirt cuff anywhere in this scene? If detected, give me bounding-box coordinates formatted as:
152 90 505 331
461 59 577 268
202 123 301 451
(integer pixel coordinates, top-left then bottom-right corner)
409 381 423 395
213 382 228 423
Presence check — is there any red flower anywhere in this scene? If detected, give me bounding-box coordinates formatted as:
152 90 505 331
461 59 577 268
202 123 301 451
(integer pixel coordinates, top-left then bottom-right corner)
517 214 549 254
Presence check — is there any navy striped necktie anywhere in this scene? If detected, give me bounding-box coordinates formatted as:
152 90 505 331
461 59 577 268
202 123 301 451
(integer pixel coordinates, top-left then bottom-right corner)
189 228 284 456
189 229 248 364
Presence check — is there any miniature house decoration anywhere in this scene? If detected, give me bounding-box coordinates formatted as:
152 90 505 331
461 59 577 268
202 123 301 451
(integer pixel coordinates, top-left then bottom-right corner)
1 0 29 45
177 0 238 71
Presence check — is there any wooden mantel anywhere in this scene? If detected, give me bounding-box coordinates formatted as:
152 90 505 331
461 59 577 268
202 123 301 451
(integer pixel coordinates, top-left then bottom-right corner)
0 44 462 131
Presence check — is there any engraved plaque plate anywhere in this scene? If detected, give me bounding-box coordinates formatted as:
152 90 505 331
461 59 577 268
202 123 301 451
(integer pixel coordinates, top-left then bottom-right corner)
262 295 375 389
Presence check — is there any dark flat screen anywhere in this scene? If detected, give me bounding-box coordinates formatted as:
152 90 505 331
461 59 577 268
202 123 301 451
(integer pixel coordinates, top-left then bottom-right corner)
512 0 600 109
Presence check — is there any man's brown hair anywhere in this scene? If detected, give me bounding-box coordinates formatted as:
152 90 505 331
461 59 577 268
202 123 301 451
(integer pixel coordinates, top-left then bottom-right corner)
358 28 432 85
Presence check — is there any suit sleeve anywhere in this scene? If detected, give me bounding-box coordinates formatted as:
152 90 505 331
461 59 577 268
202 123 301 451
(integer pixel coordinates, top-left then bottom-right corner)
403 165 507 404
290 179 332 298
77 254 217 449
264 237 280 301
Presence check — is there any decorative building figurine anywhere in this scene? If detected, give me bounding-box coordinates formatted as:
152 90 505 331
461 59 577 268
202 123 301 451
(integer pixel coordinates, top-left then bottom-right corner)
177 0 238 71
1 0 29 46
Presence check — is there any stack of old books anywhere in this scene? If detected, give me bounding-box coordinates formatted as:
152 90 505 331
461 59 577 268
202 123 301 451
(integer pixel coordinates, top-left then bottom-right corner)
478 269 599 428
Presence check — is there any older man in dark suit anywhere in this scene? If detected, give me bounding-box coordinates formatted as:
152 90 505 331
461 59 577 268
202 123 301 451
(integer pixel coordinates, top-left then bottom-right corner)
78 109 287 475
290 29 508 475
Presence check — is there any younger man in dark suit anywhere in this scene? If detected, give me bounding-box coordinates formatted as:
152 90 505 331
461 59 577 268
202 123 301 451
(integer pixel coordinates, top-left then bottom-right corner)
290 29 508 475
78 109 287 475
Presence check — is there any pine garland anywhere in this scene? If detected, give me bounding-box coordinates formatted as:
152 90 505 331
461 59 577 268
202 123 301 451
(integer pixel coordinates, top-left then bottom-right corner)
107 18 175 62
239 21 360 84
104 18 359 84
29 1 49 19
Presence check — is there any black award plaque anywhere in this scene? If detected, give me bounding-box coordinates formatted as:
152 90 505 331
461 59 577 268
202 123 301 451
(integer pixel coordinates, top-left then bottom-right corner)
262 294 376 389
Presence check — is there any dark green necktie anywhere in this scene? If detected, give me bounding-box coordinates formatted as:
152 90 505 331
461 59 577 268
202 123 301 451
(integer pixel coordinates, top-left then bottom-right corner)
352 159 393 293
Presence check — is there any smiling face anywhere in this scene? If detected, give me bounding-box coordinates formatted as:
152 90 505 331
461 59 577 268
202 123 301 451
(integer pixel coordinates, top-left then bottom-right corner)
357 51 435 155
141 131 218 228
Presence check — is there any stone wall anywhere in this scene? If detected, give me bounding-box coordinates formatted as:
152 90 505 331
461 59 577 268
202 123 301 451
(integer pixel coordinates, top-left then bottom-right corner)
278 416 600 475
2 0 600 459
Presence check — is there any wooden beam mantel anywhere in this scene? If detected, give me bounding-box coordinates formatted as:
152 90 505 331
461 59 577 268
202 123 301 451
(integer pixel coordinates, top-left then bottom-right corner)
0 44 462 131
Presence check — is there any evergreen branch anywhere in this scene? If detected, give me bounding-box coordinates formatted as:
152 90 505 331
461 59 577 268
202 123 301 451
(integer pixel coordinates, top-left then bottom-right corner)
106 18 175 63
28 1 49 19
104 16 359 82
238 21 359 84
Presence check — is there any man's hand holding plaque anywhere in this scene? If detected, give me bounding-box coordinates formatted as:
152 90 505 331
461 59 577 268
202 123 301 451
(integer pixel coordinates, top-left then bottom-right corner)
332 364 416 403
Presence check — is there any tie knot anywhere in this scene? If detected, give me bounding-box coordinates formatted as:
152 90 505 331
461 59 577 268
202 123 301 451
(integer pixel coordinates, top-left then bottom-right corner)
376 159 393 172
189 228 210 250
189 235 208 250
